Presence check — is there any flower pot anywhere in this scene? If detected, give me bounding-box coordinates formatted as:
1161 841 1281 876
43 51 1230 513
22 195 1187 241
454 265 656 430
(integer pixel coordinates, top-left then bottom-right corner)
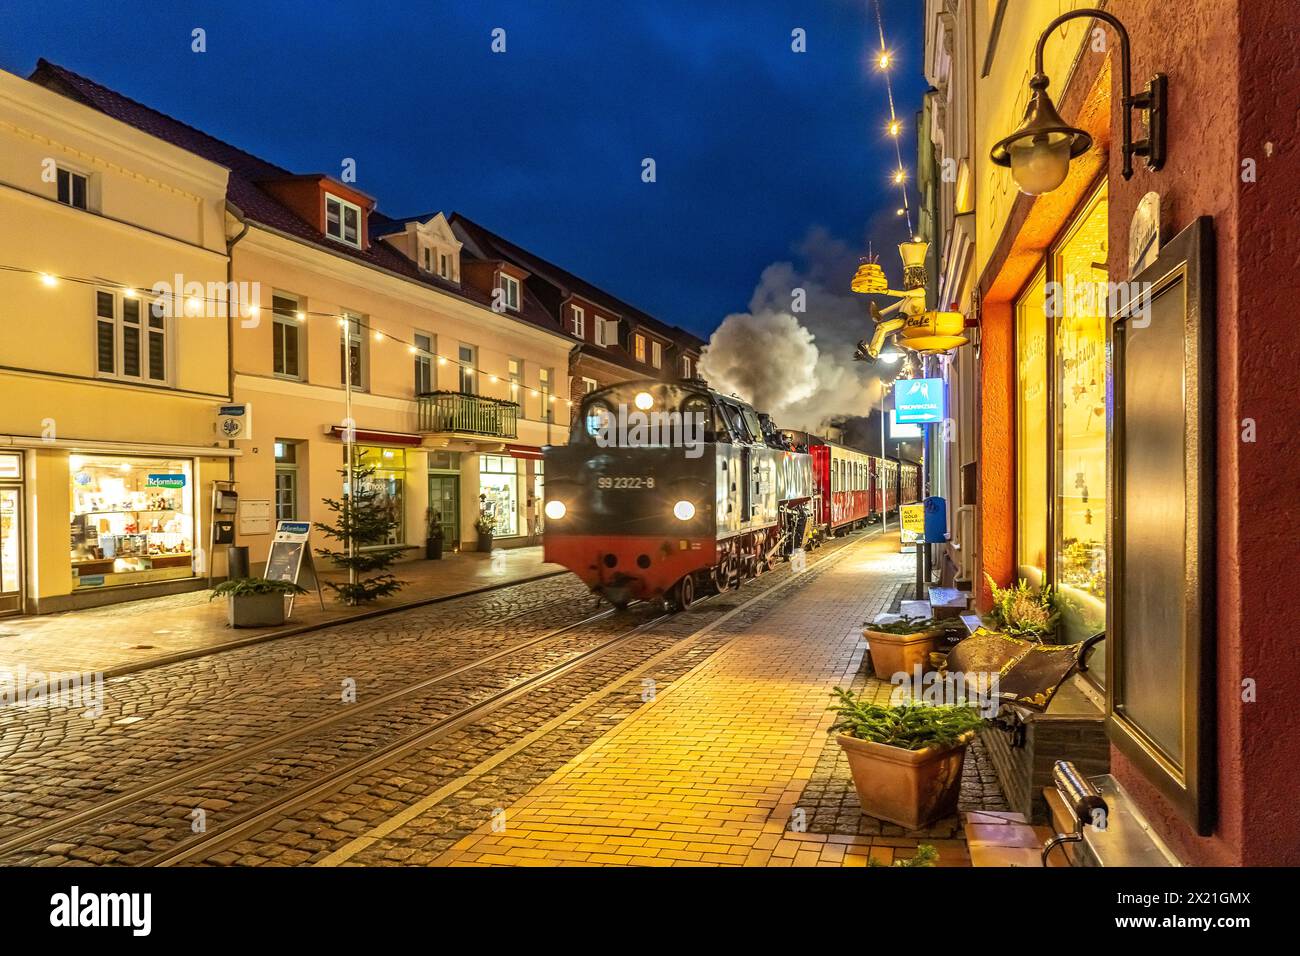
863 627 945 681
836 732 972 829
426 537 444 560
477 532 493 553
228 592 286 628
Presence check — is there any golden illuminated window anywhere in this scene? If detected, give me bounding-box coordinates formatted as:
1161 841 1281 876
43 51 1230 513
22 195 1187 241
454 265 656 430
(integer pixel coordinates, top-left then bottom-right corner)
1052 181 1108 649
1015 266 1048 585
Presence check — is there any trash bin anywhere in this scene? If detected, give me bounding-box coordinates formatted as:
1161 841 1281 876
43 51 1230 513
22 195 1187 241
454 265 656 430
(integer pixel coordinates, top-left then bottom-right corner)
227 545 250 580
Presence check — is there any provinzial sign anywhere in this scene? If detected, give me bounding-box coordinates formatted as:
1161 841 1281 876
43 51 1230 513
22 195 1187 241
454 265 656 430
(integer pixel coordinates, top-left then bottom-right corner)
894 378 946 424
146 474 186 489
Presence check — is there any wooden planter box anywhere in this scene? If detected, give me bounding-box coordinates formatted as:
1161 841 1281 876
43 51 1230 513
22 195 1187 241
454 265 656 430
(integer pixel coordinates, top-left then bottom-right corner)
836 732 972 829
863 627 945 681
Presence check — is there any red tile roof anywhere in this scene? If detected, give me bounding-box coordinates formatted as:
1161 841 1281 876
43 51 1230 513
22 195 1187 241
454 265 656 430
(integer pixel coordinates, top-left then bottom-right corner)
28 59 562 337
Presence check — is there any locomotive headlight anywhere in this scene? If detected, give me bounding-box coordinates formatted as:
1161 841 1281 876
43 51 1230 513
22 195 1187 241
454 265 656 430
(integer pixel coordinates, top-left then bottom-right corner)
673 500 696 521
544 500 567 520
634 391 654 411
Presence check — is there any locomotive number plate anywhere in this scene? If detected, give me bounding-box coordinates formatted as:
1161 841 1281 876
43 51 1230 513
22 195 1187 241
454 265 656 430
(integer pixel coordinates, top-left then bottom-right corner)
597 476 656 489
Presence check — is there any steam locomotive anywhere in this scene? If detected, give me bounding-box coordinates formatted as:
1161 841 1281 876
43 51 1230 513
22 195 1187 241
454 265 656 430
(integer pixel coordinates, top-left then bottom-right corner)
542 380 920 610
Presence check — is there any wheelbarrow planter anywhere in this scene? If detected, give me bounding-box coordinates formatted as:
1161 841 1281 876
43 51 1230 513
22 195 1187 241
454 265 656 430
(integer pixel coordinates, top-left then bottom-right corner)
836 731 974 829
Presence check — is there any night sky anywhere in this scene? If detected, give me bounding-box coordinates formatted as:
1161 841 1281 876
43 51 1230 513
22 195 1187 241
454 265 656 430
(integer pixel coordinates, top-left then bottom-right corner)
0 0 927 341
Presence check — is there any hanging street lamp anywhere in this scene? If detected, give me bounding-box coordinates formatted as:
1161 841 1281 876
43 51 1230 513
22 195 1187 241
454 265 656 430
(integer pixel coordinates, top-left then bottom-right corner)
990 7 1166 195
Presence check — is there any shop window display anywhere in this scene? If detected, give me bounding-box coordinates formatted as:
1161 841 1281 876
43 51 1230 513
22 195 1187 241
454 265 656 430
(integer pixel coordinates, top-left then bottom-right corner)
355 447 405 547
479 455 519 537
1052 183 1109 653
69 455 195 588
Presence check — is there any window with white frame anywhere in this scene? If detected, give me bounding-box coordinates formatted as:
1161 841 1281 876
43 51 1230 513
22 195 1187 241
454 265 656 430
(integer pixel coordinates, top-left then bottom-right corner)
572 306 585 338
459 343 476 393
498 272 521 311
508 357 523 402
539 367 553 422
422 247 433 271
682 355 692 378
439 252 450 279
57 167 89 211
634 334 646 363
582 377 598 394
272 292 303 379
651 341 662 369
95 289 167 383
340 312 366 390
595 316 617 347
414 332 434 394
325 193 362 247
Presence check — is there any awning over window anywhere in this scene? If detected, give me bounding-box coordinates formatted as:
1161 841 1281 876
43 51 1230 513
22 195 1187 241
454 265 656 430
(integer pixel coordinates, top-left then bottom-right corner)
326 426 423 447
504 443 544 460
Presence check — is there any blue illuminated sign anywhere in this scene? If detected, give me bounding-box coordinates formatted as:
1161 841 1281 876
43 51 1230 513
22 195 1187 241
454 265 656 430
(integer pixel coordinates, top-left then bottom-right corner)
894 378 946 425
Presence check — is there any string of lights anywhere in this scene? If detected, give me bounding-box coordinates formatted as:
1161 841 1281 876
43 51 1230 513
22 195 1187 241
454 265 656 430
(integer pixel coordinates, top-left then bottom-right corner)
872 0 913 234
1 262 574 408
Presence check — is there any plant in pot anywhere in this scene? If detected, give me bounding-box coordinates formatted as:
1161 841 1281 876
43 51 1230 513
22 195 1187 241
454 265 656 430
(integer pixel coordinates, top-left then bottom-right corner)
829 689 987 829
426 508 444 561
211 577 306 628
474 497 495 554
983 573 1062 643
863 615 955 680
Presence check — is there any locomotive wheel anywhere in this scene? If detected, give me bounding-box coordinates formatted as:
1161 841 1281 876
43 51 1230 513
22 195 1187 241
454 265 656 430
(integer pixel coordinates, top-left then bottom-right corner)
672 574 696 611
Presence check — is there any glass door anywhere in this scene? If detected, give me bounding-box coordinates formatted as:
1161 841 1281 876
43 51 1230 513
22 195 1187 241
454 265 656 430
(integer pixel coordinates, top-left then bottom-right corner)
428 475 459 548
0 486 22 615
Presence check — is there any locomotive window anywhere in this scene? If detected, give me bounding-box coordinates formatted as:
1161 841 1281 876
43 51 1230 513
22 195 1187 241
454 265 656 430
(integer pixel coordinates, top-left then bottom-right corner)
741 409 763 444
681 396 715 441
584 402 613 439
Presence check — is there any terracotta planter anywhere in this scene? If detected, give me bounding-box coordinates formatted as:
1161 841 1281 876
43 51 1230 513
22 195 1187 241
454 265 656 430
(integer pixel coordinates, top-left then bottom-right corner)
836 732 972 829
863 627 944 681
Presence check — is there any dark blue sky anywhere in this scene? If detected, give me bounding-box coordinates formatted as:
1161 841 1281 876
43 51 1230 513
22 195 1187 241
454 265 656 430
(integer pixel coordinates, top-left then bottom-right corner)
1 0 926 340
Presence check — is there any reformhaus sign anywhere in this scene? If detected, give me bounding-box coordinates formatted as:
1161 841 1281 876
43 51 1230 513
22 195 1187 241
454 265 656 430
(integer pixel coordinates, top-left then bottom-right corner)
146 474 187 489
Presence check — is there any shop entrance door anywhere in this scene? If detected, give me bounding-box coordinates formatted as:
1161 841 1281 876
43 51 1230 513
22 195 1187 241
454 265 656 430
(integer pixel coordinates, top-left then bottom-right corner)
0 484 22 615
428 475 459 549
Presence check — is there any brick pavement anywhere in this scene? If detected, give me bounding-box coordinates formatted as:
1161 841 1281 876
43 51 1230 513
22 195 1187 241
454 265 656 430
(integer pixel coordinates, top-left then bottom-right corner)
0 547 563 676
430 532 972 867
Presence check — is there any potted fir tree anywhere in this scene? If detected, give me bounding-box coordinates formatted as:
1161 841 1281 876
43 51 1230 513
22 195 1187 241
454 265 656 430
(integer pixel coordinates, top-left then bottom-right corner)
314 453 407 605
475 495 495 553
829 690 986 829
426 508 444 560
210 577 306 628
863 615 950 680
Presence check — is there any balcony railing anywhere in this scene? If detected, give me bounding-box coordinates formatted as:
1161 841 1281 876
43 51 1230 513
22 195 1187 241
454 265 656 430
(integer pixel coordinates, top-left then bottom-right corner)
417 390 519 438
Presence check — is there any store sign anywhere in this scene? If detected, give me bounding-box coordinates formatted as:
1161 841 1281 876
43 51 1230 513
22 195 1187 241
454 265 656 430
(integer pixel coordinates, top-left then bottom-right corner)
1128 191 1161 277
216 403 253 440
146 474 187 489
889 410 923 440
894 378 946 424
899 503 925 544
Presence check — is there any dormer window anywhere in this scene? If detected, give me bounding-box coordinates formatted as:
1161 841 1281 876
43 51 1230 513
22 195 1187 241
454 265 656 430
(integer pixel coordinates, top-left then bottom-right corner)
572 306 585 337
422 247 433 271
682 355 693 378
498 272 521 311
634 333 646 363
439 253 450 279
325 193 362 247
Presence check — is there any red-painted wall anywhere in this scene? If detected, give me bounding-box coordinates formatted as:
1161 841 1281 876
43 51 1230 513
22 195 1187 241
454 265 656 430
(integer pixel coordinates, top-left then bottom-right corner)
1105 0 1300 866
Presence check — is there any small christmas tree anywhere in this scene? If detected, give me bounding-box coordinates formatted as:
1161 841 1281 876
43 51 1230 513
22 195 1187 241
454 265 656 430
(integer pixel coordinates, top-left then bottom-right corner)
315 451 406 604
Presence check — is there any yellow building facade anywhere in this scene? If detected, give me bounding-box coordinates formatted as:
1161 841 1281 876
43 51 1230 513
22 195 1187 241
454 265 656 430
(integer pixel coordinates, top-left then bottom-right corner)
0 68 236 613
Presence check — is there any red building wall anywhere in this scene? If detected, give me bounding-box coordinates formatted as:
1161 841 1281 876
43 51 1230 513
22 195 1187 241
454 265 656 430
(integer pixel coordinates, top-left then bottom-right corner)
1103 0 1300 866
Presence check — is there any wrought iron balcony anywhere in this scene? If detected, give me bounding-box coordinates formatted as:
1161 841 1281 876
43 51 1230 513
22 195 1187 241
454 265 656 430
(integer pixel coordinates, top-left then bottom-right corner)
416 390 519 438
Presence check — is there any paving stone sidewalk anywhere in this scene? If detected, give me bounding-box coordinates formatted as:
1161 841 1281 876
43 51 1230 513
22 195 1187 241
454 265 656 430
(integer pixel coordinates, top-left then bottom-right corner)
0 547 563 676
432 533 984 867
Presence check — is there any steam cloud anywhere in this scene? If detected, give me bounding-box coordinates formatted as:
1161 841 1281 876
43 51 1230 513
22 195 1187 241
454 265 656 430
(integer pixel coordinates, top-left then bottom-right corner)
699 227 887 433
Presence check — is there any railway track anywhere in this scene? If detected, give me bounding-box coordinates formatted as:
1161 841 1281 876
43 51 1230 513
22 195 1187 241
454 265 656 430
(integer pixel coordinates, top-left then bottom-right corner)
0 528 875 866
0 600 625 861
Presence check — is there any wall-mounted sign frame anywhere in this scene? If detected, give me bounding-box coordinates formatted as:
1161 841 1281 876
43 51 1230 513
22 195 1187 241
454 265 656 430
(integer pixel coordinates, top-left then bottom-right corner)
1107 215 1216 835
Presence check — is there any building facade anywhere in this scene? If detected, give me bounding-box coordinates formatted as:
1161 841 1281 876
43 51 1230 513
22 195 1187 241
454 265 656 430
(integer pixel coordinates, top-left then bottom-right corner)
923 0 1300 865
29 60 576 568
451 214 706 414
0 67 236 614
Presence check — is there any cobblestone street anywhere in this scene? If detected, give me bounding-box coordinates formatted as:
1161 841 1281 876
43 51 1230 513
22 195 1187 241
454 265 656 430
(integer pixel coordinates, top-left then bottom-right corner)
0 529 1005 868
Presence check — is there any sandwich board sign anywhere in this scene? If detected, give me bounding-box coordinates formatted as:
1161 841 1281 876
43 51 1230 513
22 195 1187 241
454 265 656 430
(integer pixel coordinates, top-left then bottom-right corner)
899 503 925 549
264 520 324 616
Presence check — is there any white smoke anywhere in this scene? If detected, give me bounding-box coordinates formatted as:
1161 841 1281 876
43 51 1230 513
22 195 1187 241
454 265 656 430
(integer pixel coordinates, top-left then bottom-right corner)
699 226 888 433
